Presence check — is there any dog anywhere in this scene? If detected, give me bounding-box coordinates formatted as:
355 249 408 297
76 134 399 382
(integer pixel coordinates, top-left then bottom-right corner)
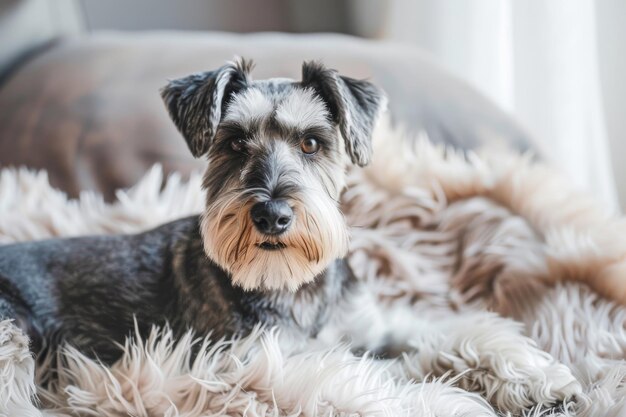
0 58 385 357
0 59 581 415
0 58 386 413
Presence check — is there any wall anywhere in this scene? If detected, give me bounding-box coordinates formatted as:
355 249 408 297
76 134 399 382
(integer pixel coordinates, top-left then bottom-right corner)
371 0 626 209
597 0 626 208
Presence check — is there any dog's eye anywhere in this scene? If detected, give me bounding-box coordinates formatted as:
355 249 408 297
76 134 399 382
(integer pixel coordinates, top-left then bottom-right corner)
300 137 320 155
231 138 247 153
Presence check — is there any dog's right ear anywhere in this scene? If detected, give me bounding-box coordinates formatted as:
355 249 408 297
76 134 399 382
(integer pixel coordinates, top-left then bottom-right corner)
160 59 252 157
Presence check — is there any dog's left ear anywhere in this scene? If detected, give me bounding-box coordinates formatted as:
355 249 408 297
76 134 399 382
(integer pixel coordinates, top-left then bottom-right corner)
160 58 252 157
301 61 387 166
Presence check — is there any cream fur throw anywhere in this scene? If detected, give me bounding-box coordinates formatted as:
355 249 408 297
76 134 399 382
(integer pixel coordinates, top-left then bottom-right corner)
1 122 625 417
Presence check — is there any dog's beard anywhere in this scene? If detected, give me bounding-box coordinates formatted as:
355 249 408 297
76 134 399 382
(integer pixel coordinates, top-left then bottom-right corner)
200 189 349 292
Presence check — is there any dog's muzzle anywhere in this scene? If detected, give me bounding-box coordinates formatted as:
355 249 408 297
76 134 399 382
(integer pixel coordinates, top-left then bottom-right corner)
250 200 293 236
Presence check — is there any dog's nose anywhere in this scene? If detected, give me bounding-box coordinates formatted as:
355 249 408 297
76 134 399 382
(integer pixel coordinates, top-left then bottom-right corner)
250 200 293 235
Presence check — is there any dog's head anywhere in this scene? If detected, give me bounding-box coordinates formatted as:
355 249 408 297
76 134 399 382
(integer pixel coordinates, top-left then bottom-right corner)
161 58 386 291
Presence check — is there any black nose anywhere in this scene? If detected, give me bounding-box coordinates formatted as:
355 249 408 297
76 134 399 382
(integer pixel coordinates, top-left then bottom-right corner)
250 200 293 235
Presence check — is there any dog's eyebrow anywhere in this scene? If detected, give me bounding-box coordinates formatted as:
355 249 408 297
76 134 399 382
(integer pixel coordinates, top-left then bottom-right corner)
274 88 330 131
217 121 259 138
216 122 245 136
300 125 335 139
223 88 274 125
269 119 334 143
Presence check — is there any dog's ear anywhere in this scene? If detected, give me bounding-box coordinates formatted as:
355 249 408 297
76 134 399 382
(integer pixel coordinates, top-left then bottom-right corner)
301 61 387 166
160 58 253 157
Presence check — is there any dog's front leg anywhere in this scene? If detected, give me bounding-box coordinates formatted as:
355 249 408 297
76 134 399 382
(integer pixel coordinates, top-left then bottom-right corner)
321 291 582 414
0 319 41 417
399 310 582 414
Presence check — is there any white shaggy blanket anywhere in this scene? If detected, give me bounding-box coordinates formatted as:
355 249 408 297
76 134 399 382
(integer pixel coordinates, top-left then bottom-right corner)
1 123 625 417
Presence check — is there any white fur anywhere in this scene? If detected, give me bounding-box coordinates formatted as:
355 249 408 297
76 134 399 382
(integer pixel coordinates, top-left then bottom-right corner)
0 320 40 417
35 325 498 417
274 87 330 131
319 292 581 413
223 85 330 132
1 119 625 415
224 88 274 126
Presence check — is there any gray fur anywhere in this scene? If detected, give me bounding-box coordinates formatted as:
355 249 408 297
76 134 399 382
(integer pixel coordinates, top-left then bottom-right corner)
0 217 355 363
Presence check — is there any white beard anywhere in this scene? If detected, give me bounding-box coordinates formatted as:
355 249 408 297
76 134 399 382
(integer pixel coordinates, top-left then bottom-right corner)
200 188 349 292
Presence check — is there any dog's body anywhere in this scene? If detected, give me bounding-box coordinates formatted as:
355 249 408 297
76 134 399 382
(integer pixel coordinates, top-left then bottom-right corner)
0 215 354 363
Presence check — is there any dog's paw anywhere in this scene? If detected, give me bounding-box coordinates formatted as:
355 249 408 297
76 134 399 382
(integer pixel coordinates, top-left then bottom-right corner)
409 313 582 414
0 319 40 417
435 346 581 413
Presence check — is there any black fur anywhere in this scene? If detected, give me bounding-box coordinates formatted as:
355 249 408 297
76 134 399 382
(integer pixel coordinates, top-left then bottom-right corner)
160 59 252 157
0 216 355 363
301 61 387 166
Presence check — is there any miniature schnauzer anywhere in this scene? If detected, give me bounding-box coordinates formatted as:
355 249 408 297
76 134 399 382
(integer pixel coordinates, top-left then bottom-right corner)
0 58 385 363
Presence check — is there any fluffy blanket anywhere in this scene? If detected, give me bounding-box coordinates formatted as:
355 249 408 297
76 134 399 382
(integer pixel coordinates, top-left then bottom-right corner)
1 122 625 417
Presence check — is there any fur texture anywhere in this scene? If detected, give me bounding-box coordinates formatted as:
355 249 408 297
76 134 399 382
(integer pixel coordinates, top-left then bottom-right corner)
161 59 384 291
0 119 625 416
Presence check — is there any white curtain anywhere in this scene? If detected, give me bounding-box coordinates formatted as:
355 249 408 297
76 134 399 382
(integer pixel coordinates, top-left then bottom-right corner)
378 0 618 210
